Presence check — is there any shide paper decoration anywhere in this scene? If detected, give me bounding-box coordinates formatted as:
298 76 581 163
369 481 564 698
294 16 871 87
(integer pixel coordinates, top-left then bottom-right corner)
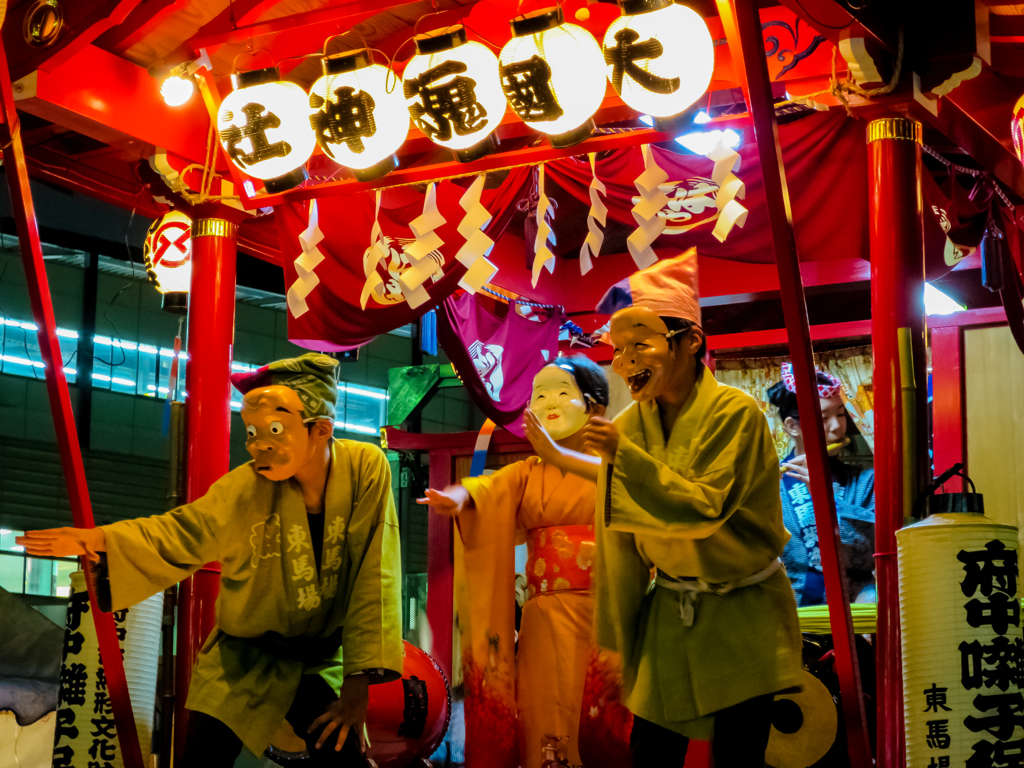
360 190 389 310
627 144 667 269
532 164 556 287
897 499 1024 767
603 0 714 123
455 174 499 293
403 26 507 163
579 152 607 274
706 139 748 242
218 67 316 192
398 183 448 308
309 49 409 181
498 7 606 148
288 199 326 318
143 210 192 313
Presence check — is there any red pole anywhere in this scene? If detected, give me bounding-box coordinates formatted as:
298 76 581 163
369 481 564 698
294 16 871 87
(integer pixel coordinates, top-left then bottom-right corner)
868 117 927 768
173 211 239 766
0 37 146 768
717 2 872 766
426 449 455 679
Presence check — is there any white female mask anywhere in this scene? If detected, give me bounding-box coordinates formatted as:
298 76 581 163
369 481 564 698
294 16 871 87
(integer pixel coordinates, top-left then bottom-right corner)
529 364 589 440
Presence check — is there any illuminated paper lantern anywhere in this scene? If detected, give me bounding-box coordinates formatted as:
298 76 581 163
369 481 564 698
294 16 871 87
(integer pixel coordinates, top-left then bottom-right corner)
897 492 1024 767
602 0 714 121
498 8 605 147
403 26 507 162
309 49 409 181
218 67 316 192
143 210 193 314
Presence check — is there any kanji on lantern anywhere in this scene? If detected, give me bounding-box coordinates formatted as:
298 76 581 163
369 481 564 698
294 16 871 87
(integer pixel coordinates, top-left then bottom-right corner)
964 693 1024 741
604 28 679 96
958 540 1019 598
500 55 562 122
310 86 377 156
220 102 290 167
405 60 488 142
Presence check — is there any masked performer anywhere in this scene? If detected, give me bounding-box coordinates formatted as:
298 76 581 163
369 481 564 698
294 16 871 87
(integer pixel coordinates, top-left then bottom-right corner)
418 357 631 768
18 353 402 767
540 250 803 767
768 365 876 606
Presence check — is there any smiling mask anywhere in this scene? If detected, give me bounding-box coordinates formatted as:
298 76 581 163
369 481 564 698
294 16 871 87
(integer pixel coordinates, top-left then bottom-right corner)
529 365 589 440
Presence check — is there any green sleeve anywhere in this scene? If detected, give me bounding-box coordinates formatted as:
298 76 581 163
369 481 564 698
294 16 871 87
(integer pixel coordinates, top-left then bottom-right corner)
340 446 404 680
607 401 776 539
102 471 237 610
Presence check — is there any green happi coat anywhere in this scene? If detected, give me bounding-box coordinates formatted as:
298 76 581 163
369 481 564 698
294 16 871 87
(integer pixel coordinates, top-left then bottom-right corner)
100 440 403 755
594 370 803 738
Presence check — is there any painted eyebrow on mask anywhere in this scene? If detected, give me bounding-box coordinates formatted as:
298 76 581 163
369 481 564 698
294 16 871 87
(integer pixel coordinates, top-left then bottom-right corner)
275 406 294 414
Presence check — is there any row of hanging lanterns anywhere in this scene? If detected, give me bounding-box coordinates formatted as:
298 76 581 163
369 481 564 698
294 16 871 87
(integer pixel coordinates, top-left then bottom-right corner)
211 0 714 192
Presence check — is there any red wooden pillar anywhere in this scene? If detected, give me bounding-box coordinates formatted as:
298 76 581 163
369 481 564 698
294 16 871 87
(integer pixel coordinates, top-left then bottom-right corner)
930 326 965 492
867 117 928 768
174 212 239 765
426 448 455 679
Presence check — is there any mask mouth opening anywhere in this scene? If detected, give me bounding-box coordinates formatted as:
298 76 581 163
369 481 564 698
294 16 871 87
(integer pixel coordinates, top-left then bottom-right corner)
627 369 652 394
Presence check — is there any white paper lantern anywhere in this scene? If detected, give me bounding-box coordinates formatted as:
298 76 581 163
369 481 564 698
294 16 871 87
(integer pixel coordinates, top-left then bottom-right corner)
403 26 507 162
143 210 193 314
499 8 606 147
898 493 1024 768
218 67 316 192
309 49 409 181
602 0 714 120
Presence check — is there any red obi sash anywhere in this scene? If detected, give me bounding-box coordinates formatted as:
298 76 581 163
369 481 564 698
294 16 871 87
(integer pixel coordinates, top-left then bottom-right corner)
525 525 595 598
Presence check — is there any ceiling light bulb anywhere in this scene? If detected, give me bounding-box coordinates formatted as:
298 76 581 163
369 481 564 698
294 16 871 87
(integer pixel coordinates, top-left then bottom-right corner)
161 74 195 107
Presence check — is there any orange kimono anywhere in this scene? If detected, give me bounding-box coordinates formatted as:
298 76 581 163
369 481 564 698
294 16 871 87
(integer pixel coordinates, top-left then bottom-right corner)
459 457 631 768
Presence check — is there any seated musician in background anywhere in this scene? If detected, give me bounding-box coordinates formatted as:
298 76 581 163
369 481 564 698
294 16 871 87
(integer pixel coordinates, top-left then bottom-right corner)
767 364 876 606
18 353 402 768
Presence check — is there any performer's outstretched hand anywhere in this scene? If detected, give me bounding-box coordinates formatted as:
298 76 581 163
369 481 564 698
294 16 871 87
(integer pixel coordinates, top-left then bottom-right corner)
582 416 619 463
416 486 471 516
16 527 106 562
310 674 370 752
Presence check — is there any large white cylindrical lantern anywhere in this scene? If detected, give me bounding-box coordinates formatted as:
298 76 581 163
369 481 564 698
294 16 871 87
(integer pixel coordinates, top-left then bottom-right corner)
403 26 506 163
143 210 193 314
499 8 606 147
898 492 1024 767
218 67 316 192
602 0 713 122
309 49 409 181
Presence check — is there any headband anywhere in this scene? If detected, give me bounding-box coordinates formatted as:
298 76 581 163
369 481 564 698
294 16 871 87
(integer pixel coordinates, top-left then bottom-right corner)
780 363 843 399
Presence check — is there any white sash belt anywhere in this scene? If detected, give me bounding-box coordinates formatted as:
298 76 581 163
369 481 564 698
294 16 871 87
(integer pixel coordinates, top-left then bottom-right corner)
655 558 783 627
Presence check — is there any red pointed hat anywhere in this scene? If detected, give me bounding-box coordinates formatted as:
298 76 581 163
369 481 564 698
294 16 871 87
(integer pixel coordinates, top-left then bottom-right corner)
596 248 701 326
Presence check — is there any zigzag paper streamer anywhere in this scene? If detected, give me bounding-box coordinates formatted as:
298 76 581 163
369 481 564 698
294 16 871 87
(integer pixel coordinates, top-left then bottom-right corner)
706 141 749 243
455 174 498 293
288 199 326 318
360 191 388 310
532 164 556 288
626 145 668 270
579 153 607 276
399 184 446 304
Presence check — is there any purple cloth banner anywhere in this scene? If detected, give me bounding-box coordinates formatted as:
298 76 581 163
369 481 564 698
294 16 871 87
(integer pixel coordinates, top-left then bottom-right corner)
438 293 565 436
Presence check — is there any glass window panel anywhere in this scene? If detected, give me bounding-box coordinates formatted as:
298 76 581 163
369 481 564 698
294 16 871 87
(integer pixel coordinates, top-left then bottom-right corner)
0 553 24 593
340 385 387 435
110 343 139 395
138 344 160 397
92 335 113 390
55 559 77 598
24 556 54 596
0 529 24 551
